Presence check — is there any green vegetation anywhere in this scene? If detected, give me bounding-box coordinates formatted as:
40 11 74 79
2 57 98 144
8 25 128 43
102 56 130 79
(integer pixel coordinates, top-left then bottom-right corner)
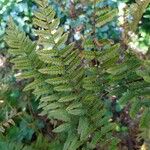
0 0 150 149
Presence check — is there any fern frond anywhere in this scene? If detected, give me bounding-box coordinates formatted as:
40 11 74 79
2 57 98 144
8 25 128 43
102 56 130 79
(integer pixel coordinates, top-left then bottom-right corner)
53 123 70 133
39 66 65 75
96 8 118 27
5 0 126 149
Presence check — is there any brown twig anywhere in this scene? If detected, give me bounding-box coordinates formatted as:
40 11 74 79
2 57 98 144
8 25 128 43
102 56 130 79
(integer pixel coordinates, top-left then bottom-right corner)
70 0 76 18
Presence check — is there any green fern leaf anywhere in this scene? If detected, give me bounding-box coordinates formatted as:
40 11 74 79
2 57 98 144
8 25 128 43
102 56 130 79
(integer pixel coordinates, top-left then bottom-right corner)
53 123 70 133
78 117 90 140
67 109 85 116
58 95 78 103
54 85 73 92
39 66 65 75
45 77 68 85
48 109 70 122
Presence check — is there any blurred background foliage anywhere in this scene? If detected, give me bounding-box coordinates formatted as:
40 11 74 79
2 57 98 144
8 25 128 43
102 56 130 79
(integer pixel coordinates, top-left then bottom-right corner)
0 0 34 49
121 0 150 53
0 0 120 49
0 0 149 51
0 0 149 148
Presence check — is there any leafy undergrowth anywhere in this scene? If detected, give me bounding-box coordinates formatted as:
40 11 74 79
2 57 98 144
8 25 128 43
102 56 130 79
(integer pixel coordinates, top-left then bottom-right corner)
0 0 150 150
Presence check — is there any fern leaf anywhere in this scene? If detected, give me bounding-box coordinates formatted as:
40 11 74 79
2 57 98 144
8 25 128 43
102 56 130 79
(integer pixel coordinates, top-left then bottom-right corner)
40 95 59 102
16 71 39 79
130 98 142 118
32 87 50 96
48 109 70 122
96 9 118 27
54 85 73 92
63 133 76 150
67 109 85 116
82 50 96 60
50 18 60 32
55 33 68 47
39 66 65 75
78 117 90 140
23 79 43 91
45 77 68 85
58 95 78 103
53 123 70 133
66 102 82 111
41 102 62 110
140 108 150 128
60 43 75 58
